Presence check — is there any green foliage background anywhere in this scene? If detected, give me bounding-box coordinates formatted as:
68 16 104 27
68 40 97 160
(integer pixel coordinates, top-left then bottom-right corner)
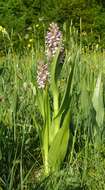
1 0 105 50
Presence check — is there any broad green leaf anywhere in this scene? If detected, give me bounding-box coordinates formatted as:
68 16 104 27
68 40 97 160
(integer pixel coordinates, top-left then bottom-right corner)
36 89 44 119
55 49 80 118
44 88 51 131
43 88 51 174
43 87 51 146
51 46 62 93
51 48 62 135
80 79 91 117
48 109 70 171
92 73 104 127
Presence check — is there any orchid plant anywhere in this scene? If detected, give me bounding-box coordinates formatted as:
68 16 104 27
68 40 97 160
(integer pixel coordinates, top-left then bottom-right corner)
34 22 80 175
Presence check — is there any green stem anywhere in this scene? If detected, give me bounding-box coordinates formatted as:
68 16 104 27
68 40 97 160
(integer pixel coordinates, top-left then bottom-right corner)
53 92 60 135
43 87 49 175
44 128 49 175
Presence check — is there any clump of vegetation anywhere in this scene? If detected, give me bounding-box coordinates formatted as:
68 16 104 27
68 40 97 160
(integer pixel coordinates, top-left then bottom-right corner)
0 19 105 190
1 0 105 51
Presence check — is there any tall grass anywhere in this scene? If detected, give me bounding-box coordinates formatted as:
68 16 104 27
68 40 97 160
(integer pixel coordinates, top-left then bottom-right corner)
0 23 105 189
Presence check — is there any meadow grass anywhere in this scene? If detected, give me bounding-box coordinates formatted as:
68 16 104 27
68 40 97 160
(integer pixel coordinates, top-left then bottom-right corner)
0 27 105 189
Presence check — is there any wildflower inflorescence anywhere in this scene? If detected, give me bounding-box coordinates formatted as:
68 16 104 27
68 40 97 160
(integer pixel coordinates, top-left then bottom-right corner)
37 22 65 89
45 22 63 60
37 60 49 89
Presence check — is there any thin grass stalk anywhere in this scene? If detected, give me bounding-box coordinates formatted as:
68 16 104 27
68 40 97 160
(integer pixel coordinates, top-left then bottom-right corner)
13 64 17 141
20 160 23 190
70 115 79 164
82 133 89 184
20 127 25 190
8 145 19 190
